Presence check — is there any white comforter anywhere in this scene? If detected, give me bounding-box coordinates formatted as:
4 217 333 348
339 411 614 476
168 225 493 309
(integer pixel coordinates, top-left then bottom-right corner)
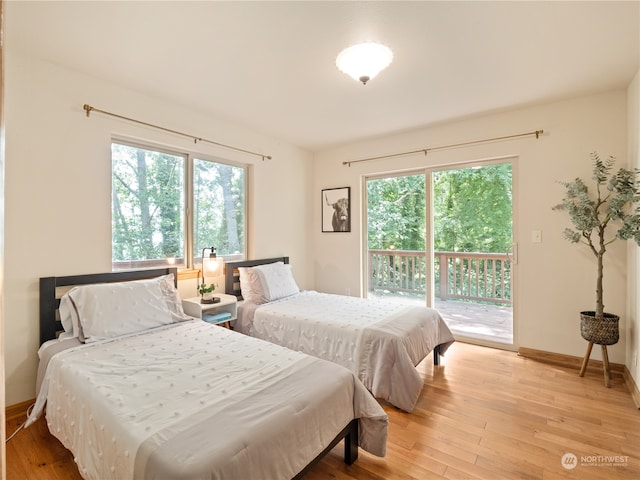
28 320 388 480
237 291 455 412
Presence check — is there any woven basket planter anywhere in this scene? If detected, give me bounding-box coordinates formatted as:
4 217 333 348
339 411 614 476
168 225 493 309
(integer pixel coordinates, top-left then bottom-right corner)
580 311 619 345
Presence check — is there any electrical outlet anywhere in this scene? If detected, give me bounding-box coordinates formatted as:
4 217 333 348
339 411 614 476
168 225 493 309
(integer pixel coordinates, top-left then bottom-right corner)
344 288 350 296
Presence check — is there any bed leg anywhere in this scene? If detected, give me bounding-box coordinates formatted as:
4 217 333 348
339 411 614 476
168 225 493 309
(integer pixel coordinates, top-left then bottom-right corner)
344 419 359 465
433 344 441 366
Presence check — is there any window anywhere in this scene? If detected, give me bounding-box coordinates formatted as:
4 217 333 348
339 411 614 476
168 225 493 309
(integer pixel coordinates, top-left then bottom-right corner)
111 141 246 270
193 158 245 261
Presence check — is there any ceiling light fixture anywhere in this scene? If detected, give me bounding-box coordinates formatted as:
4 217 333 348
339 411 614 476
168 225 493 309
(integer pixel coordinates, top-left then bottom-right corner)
336 42 393 85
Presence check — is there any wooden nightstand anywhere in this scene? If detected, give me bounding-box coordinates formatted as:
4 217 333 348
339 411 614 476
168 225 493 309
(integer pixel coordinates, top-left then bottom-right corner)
182 294 238 329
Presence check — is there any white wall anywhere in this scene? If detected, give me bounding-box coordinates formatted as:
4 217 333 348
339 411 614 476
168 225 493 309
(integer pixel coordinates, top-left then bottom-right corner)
4 52 313 405
313 91 629 363
627 68 640 385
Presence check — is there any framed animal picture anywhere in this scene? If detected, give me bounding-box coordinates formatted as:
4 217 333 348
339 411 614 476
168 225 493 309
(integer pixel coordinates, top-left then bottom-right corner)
322 187 351 232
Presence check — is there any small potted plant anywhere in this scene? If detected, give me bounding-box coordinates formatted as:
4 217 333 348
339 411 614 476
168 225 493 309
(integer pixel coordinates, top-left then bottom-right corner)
198 282 218 304
553 152 640 383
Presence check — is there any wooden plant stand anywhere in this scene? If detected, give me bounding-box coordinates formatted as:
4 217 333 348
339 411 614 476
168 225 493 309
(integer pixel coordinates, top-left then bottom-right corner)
579 341 611 387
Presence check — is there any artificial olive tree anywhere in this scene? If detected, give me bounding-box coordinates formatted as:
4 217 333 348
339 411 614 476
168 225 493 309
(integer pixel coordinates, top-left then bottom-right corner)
553 152 640 321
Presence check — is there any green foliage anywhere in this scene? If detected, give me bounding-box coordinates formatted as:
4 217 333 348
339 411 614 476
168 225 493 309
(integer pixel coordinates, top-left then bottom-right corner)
193 159 245 257
112 143 185 263
553 152 640 318
366 164 513 254
367 174 426 251
198 282 216 295
366 165 512 247
433 164 512 253
366 164 513 304
432 164 513 302
366 165 513 252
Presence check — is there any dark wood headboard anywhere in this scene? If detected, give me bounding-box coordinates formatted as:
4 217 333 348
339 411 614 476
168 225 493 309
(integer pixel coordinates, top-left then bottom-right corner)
39 268 178 345
224 257 289 300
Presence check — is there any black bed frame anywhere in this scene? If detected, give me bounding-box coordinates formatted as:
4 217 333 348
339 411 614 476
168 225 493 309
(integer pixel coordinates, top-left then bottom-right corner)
38 266 359 475
224 256 442 365
292 418 358 479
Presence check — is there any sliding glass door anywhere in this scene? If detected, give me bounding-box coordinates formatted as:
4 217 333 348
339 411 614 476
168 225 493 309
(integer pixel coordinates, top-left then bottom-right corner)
432 161 514 345
364 160 515 346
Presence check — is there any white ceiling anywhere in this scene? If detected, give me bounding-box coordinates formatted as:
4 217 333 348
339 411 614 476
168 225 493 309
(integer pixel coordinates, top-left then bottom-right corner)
7 1 640 152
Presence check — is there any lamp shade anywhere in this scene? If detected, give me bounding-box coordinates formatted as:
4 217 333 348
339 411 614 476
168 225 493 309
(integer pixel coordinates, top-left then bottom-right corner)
200 246 222 279
203 256 222 276
336 42 393 85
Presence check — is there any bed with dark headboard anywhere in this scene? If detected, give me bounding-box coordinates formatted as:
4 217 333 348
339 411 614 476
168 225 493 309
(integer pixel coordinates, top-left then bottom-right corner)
224 256 289 300
224 257 455 413
32 267 387 479
39 267 177 345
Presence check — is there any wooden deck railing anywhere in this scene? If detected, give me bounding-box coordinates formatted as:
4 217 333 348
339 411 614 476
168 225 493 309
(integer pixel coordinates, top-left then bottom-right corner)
368 249 512 305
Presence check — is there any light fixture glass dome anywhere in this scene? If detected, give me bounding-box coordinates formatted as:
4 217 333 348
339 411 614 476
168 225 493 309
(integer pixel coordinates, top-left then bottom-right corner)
336 42 393 85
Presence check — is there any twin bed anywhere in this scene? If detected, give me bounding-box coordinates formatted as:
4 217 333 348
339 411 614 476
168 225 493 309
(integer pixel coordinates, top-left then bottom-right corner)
29 257 453 479
225 257 455 413
29 268 388 480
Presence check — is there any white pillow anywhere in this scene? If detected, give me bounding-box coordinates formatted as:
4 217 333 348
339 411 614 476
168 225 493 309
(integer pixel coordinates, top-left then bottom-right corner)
251 262 299 303
58 294 80 340
238 267 264 303
67 274 188 343
156 273 191 322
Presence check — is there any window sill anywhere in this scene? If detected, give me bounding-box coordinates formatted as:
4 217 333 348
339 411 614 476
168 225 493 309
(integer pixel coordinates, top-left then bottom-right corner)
177 268 200 281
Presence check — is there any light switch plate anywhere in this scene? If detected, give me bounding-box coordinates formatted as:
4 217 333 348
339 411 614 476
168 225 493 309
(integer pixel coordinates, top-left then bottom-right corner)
532 230 542 243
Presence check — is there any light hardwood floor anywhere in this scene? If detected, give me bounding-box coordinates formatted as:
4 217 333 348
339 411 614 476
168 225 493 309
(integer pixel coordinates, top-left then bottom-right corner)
6 342 640 479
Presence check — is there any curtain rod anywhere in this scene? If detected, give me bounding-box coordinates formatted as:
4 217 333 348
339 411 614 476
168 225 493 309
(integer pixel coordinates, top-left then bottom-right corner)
343 129 544 167
83 104 272 161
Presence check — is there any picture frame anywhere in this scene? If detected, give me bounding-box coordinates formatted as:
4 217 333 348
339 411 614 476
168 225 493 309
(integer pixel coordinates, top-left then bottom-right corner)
322 187 351 232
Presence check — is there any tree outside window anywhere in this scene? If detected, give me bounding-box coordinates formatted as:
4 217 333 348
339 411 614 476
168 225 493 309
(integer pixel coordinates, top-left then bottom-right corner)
193 158 245 262
111 141 246 270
